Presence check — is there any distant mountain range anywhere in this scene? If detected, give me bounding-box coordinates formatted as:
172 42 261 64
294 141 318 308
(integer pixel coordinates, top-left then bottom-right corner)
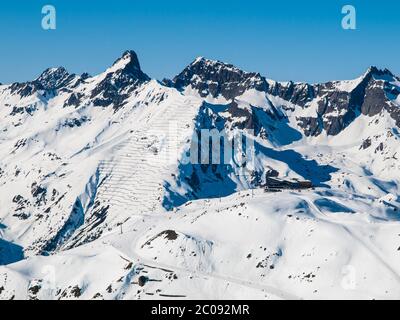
0 51 399 300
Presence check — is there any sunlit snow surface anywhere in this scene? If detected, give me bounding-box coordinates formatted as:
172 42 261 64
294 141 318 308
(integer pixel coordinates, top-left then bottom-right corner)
1 190 400 300
0 54 400 300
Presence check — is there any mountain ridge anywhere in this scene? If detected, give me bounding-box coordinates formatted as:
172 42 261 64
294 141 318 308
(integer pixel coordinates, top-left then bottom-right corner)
0 50 400 300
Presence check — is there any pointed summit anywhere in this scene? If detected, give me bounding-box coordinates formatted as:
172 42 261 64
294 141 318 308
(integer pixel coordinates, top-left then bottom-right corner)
108 50 149 82
112 50 141 72
89 50 150 110
363 66 396 81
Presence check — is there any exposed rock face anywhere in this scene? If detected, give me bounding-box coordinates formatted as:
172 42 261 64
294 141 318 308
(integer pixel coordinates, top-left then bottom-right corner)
267 81 315 107
2 49 400 290
90 50 150 110
35 67 74 90
173 57 400 137
268 67 400 136
8 53 400 138
173 57 268 100
9 67 86 98
295 81 362 136
5 50 150 112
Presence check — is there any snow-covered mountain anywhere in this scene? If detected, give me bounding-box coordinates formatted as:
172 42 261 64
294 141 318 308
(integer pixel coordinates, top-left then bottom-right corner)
0 51 400 300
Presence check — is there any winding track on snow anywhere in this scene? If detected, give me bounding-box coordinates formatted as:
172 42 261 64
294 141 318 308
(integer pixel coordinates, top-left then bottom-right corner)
124 246 300 300
100 213 300 300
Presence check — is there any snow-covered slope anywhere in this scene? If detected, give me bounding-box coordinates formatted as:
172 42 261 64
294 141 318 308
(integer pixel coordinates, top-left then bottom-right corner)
0 51 399 300
1 190 399 300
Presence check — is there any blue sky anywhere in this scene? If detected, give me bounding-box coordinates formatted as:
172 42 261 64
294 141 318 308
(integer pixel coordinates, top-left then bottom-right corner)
0 0 399 84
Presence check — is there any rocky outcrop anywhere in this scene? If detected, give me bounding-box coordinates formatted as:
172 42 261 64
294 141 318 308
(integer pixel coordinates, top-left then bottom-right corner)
172 58 400 137
271 67 400 136
89 50 150 110
173 57 268 100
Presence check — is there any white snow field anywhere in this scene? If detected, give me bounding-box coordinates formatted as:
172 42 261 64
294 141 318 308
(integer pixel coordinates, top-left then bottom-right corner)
0 51 399 299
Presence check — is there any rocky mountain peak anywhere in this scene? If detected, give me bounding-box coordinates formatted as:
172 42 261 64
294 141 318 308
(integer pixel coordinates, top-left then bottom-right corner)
89 50 150 110
361 66 398 84
173 57 268 100
109 50 149 82
112 50 140 69
34 67 71 90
